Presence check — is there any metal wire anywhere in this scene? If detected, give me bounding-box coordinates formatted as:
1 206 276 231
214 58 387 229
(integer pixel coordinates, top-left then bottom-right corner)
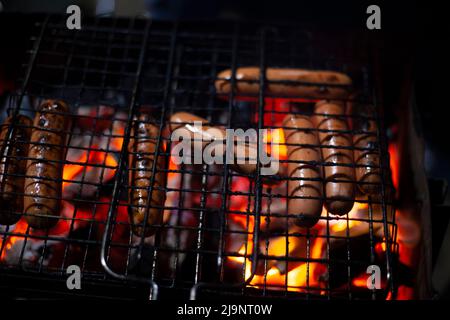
0 15 397 300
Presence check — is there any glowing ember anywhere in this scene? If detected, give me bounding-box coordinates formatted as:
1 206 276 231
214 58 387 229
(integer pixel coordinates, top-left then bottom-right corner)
352 273 369 288
328 202 367 234
225 140 401 297
388 142 399 191
0 220 28 261
62 151 88 189
229 234 325 292
227 202 325 292
375 242 386 253
63 148 119 198
63 116 124 199
263 128 287 160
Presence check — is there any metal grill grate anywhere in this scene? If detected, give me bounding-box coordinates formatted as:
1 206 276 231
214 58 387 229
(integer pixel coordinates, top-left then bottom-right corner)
0 15 397 300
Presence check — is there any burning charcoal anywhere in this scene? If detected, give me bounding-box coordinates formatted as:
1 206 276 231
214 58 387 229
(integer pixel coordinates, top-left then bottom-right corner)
259 182 291 235
260 199 290 235
189 164 222 193
187 164 224 208
326 234 388 293
223 216 252 283
156 209 199 279
164 161 194 219
95 201 130 273
225 211 327 292
153 161 201 280
1 216 71 267
63 131 120 199
229 176 253 212
1 221 30 265
109 112 127 151
319 201 394 242
225 218 249 257
76 105 115 132
257 226 309 275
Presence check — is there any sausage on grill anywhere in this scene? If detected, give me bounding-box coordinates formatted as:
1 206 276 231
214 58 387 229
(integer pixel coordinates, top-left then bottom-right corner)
283 114 323 227
128 114 167 237
24 100 70 229
0 115 32 225
215 67 352 99
169 112 277 177
314 100 355 215
351 104 382 195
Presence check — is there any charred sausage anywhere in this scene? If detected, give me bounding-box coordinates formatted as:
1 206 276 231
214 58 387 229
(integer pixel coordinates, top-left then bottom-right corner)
283 114 323 227
0 115 32 225
128 114 167 237
24 100 70 229
351 104 382 195
215 67 352 99
314 100 355 215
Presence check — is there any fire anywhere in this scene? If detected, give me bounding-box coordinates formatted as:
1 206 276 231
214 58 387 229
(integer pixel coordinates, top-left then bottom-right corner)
62 152 88 189
352 273 369 288
329 202 367 233
351 271 386 290
167 155 179 181
1 112 124 262
229 235 325 292
63 148 119 189
228 206 326 292
250 237 325 291
0 219 28 261
387 140 415 299
111 119 125 152
228 245 247 265
375 241 386 253
388 142 399 191
263 128 287 160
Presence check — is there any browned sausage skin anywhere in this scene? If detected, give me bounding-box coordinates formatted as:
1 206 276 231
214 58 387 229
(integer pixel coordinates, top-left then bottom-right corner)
128 114 167 237
351 104 382 194
24 100 70 229
215 67 352 99
283 114 323 227
314 100 355 215
169 112 278 177
0 115 32 225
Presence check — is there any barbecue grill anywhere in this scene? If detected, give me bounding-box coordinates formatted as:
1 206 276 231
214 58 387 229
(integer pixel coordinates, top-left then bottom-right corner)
0 14 399 300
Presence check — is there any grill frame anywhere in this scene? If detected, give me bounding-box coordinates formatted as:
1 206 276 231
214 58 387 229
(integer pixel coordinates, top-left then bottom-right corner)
0 15 397 300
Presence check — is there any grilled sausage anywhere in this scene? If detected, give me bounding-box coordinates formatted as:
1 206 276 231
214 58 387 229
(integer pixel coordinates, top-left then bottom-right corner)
169 112 278 177
0 115 32 225
283 114 323 227
128 114 167 237
215 67 352 99
24 100 70 229
314 100 355 215
351 104 382 194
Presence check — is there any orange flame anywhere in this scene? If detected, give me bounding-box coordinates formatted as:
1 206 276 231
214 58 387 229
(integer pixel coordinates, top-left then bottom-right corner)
352 273 369 288
388 142 399 191
228 206 325 292
263 128 287 160
63 149 119 189
62 152 88 189
0 219 28 261
329 202 367 233
247 237 325 292
387 140 414 299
